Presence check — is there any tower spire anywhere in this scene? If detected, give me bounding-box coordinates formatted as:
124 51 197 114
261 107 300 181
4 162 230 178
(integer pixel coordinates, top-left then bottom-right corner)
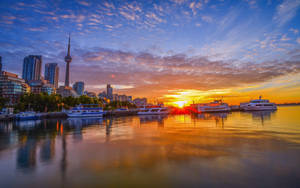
64 33 72 87
67 33 71 56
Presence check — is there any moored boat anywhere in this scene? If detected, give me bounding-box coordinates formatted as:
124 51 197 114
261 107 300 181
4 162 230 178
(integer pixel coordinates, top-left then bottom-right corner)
191 100 230 113
16 111 38 120
240 96 277 111
66 104 105 117
137 105 170 115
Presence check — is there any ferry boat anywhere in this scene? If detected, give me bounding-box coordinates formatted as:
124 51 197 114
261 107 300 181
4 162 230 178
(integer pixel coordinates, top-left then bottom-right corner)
137 105 170 115
240 96 277 111
66 104 105 118
191 100 230 113
16 111 38 120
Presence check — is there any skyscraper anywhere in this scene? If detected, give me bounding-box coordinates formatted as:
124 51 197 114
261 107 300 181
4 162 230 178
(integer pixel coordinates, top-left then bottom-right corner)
22 55 42 82
64 34 72 87
45 63 59 88
107 84 113 100
73 81 84 96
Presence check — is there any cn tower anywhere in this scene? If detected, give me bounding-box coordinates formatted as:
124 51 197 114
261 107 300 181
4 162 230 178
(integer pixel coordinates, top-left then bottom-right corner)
64 34 72 87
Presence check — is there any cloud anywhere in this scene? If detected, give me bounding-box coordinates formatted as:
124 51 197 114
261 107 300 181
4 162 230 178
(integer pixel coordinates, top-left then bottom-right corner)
201 15 213 23
170 0 187 5
67 47 300 97
77 1 90 6
145 12 165 23
289 28 299 34
189 1 203 15
273 0 300 26
120 11 137 21
297 38 300 44
244 0 257 9
280 34 290 41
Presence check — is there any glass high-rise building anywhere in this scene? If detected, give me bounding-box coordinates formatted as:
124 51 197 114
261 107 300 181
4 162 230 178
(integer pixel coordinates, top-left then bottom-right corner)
22 55 42 82
44 63 59 88
73 81 84 96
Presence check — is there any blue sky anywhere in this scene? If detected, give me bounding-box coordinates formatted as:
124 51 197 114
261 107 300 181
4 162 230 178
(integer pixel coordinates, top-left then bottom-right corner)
0 0 300 103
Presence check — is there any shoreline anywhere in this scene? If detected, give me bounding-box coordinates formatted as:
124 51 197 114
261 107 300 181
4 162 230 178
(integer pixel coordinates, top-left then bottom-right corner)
0 110 139 121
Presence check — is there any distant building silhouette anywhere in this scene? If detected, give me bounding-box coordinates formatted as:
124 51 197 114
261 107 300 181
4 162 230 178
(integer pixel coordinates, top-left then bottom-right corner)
28 79 55 95
133 97 147 106
107 84 113 100
45 63 59 89
22 55 42 82
73 81 84 96
85 91 96 98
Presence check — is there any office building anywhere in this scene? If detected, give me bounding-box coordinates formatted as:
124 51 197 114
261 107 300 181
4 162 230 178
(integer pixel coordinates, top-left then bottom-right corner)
86 91 96 98
0 71 29 105
57 86 78 97
98 91 107 99
107 84 113 100
44 63 59 88
133 98 147 106
22 55 42 82
28 79 55 95
73 81 84 96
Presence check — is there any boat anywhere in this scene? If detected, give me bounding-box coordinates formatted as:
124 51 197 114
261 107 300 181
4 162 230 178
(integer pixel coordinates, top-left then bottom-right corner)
16 111 38 120
66 104 105 118
137 105 170 115
191 100 230 113
240 96 277 111
115 108 129 112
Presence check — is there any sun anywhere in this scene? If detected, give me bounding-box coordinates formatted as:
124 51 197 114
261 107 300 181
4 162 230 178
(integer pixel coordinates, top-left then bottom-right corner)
174 101 187 108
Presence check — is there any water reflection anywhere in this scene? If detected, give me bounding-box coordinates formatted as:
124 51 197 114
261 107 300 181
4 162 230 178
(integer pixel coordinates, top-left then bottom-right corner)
17 138 37 171
0 107 300 187
246 110 275 126
138 115 167 127
192 112 228 128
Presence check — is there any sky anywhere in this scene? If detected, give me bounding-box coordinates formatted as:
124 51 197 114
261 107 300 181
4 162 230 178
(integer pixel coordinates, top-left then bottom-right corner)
0 0 300 106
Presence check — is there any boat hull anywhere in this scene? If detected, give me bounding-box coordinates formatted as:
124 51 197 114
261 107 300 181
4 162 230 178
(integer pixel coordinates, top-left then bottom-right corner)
67 112 105 118
16 116 38 120
196 106 230 113
137 111 169 115
242 106 277 111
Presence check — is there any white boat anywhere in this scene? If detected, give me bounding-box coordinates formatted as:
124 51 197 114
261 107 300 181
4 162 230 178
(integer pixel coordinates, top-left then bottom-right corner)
16 111 38 120
191 100 230 113
137 105 170 115
240 96 277 111
66 104 105 117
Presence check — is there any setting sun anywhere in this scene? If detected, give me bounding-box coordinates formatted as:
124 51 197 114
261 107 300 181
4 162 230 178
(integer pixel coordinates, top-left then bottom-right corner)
173 101 187 108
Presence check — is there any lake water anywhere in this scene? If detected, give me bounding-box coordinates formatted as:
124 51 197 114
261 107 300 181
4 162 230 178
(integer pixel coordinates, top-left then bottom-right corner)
1 106 300 187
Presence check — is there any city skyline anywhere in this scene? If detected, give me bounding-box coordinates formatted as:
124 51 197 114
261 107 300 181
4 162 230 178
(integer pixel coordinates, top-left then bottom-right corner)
1 0 300 105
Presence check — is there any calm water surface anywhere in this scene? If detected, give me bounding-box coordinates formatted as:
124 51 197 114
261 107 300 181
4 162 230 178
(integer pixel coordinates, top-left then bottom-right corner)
1 106 300 187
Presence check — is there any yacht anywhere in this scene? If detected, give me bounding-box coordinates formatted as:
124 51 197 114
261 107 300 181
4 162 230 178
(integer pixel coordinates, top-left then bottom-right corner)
240 96 277 111
66 104 105 117
16 111 38 120
191 100 230 113
137 105 170 115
